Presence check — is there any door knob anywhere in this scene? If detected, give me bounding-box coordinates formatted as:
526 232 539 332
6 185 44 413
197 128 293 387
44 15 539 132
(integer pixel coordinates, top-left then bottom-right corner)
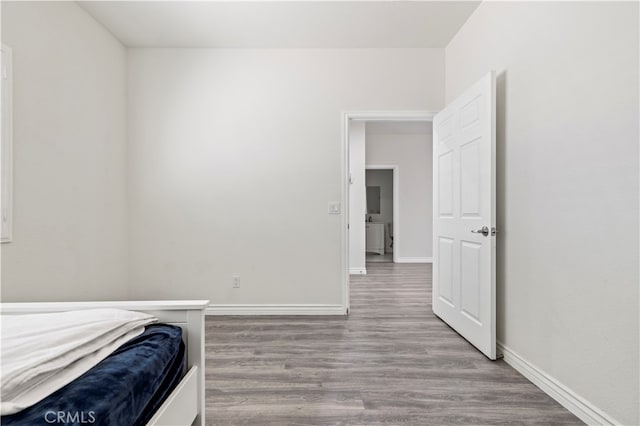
471 226 490 236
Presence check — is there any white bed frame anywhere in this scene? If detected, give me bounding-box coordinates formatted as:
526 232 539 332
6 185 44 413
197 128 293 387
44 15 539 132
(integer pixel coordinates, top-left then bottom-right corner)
0 300 209 426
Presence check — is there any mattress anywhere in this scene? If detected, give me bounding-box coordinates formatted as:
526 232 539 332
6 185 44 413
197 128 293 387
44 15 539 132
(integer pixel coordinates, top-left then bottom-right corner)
1 324 185 426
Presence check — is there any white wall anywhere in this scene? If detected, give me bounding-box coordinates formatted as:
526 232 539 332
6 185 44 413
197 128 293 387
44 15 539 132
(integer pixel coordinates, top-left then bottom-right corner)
349 120 366 274
0 2 129 301
366 121 432 262
127 48 444 306
446 2 639 424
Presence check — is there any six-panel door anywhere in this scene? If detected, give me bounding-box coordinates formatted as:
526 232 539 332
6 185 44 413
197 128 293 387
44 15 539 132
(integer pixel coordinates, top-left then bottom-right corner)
432 71 496 360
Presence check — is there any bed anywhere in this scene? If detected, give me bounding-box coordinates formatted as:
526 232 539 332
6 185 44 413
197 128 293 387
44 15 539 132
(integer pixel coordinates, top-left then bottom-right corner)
0 300 208 426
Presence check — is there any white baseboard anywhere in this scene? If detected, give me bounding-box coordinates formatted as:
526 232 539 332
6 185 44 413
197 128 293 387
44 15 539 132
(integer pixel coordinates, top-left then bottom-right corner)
349 268 367 275
206 304 347 316
497 342 620 426
396 257 432 263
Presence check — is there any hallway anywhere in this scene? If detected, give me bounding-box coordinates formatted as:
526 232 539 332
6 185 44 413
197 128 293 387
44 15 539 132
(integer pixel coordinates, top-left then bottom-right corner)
205 263 581 425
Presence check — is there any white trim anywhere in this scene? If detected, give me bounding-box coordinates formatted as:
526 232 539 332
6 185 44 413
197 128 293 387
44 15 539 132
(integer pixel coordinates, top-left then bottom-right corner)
396 257 432 263
347 111 436 122
206 304 347 316
366 165 399 263
342 111 436 317
498 342 621 426
349 268 367 275
342 112 350 314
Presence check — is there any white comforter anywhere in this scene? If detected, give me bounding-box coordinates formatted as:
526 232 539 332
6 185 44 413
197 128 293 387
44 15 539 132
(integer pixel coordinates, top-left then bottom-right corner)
0 308 157 415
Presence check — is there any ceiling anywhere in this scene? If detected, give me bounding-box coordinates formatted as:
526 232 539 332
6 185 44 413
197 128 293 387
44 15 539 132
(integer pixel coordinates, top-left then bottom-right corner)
78 1 481 48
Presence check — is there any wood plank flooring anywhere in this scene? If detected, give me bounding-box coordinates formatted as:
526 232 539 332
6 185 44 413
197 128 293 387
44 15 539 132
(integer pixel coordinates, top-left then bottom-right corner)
205 263 582 425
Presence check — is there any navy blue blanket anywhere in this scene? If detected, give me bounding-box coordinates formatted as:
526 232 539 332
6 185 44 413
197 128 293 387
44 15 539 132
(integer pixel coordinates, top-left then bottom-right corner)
2 324 185 426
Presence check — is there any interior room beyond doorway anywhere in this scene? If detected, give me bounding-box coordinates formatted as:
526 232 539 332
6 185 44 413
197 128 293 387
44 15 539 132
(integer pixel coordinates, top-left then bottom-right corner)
348 117 434 276
365 168 394 263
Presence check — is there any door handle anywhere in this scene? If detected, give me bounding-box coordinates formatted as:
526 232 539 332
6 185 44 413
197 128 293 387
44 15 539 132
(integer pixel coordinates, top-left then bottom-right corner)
471 226 490 237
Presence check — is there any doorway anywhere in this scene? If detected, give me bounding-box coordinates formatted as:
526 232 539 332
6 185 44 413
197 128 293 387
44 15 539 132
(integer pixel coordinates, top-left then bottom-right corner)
365 166 397 263
342 111 435 312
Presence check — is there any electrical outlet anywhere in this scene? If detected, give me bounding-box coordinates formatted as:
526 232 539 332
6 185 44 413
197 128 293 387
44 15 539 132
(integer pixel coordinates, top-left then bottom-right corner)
232 275 240 288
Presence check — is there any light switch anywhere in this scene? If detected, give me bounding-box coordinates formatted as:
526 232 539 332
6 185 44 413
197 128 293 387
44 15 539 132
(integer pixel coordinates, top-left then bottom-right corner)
328 202 341 215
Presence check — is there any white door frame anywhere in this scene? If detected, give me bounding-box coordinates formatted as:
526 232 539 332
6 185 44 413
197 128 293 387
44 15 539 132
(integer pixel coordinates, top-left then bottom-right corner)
365 165 399 263
342 111 436 313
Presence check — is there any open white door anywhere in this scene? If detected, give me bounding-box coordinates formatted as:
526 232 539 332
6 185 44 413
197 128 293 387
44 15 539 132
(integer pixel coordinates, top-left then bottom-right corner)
432 71 496 360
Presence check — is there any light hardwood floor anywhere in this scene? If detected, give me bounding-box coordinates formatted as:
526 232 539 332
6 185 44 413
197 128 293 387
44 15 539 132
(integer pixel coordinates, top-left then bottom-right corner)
205 263 582 425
